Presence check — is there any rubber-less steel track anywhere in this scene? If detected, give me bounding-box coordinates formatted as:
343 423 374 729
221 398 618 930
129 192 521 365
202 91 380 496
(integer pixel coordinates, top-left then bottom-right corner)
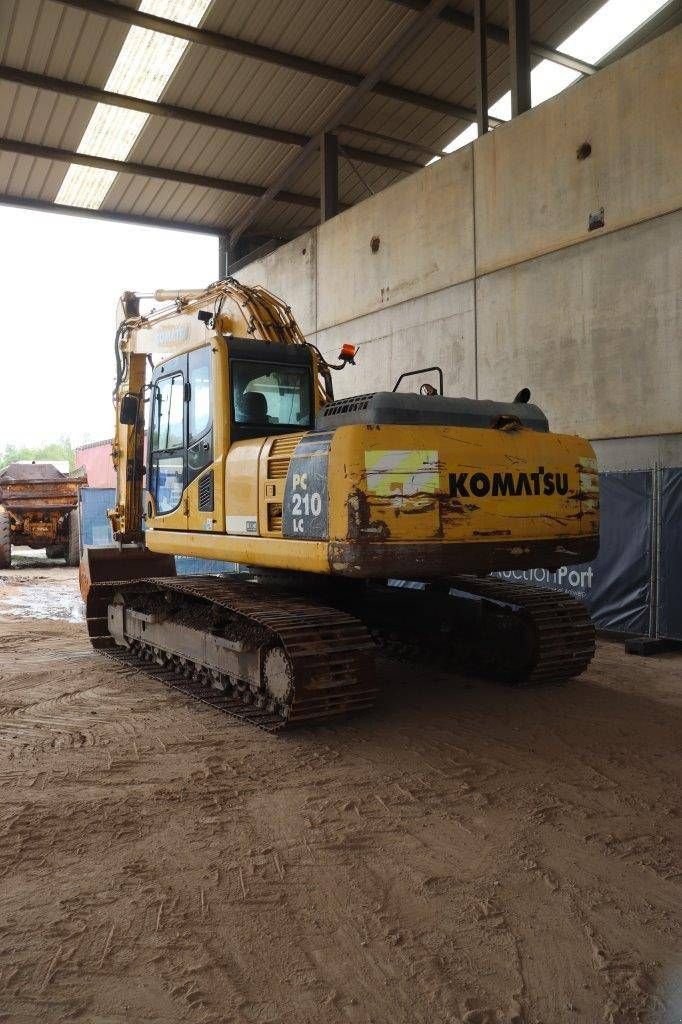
86 575 378 731
86 572 594 731
102 647 291 732
445 575 596 685
340 575 595 686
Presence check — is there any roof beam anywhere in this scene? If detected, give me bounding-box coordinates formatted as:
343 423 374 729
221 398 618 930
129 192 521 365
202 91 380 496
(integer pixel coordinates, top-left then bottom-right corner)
337 123 442 159
389 0 597 76
0 192 224 235
0 137 328 209
0 64 423 176
230 0 453 242
54 0 483 124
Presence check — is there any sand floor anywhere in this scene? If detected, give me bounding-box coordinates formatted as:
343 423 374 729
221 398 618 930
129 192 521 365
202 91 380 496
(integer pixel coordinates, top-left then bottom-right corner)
0 564 680 1023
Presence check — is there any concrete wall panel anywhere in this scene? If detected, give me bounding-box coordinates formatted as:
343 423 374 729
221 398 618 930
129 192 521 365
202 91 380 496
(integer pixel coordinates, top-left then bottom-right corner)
235 29 680 445
476 210 682 440
316 150 474 331
593 434 682 472
241 231 316 335
474 25 682 276
312 281 476 400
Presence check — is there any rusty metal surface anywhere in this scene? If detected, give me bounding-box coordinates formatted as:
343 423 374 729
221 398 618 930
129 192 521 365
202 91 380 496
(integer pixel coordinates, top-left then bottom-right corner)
329 535 599 578
0 462 85 482
0 462 85 510
0 463 86 547
79 544 176 601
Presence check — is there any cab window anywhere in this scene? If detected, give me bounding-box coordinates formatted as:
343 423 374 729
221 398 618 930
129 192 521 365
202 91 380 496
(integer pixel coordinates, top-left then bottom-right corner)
189 347 211 441
150 372 184 514
152 373 184 450
232 361 312 428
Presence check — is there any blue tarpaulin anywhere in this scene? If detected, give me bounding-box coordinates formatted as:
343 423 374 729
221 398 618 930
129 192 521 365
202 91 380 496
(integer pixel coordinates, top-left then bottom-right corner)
496 472 652 636
659 468 682 641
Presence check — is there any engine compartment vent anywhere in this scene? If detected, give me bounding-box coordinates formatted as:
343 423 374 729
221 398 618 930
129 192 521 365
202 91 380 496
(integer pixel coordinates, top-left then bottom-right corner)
267 433 304 479
198 471 214 512
321 394 375 417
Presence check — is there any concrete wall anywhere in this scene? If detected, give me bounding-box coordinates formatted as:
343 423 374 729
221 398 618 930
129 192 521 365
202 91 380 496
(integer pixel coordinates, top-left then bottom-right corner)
238 27 682 462
316 151 474 329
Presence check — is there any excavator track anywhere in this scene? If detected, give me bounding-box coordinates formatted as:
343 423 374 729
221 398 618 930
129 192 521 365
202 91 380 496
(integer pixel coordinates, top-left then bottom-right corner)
444 575 596 684
85 571 594 731
359 575 595 686
86 575 378 731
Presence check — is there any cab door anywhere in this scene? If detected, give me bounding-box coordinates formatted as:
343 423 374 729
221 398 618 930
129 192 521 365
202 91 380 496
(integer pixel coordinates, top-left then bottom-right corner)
147 344 221 534
185 345 218 533
148 355 187 531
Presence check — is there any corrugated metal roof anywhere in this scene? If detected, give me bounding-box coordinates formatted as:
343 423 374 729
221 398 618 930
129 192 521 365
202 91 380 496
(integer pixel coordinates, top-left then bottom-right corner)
0 0 676 240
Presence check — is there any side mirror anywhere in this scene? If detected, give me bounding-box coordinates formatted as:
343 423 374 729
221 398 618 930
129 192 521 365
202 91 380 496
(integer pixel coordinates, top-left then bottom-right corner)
120 393 140 425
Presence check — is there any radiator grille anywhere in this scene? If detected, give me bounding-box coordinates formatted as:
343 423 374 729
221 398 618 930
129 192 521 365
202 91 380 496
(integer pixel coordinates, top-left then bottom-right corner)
267 433 304 479
198 471 214 512
268 503 283 533
321 394 374 417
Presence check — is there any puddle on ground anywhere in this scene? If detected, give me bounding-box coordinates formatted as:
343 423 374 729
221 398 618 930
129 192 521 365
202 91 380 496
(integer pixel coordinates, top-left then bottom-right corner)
0 547 84 623
0 584 84 623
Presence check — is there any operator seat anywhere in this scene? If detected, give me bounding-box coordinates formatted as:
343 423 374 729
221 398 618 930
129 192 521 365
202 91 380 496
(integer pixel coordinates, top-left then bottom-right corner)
241 391 268 423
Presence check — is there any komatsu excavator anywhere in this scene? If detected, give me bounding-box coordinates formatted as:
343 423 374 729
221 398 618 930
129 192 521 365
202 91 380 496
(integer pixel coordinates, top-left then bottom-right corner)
81 279 599 731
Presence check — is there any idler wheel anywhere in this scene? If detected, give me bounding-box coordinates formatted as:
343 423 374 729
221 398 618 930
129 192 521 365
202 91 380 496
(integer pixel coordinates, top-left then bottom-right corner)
262 647 293 706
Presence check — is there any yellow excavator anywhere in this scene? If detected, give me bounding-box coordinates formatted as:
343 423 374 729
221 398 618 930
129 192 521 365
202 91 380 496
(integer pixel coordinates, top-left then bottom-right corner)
81 278 599 731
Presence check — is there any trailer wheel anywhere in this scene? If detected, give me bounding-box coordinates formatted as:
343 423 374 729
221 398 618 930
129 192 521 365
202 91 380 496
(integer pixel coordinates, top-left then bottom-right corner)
46 545 66 560
66 508 81 567
0 507 11 569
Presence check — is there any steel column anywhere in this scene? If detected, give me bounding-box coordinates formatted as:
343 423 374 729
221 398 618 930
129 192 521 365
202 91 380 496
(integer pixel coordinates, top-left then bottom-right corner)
218 235 232 278
509 0 531 117
473 0 489 135
320 133 340 222
389 0 596 76
230 0 451 242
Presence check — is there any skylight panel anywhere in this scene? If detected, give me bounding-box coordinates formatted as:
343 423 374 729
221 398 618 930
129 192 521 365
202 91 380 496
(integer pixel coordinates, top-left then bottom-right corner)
438 0 672 158
55 0 213 210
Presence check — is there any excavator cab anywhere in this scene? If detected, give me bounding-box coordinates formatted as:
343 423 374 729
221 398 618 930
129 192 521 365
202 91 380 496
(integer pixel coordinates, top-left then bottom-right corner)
227 338 315 442
145 337 317 535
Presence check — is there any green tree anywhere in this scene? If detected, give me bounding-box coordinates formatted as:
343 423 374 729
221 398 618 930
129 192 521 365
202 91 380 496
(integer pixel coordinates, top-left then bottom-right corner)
0 437 76 472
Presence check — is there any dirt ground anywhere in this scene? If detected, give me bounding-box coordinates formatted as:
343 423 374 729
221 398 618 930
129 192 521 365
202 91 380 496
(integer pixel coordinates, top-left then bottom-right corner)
0 561 680 1024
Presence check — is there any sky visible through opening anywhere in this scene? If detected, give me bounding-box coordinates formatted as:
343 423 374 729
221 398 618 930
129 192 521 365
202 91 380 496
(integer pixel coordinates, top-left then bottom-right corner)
0 207 217 448
432 0 671 159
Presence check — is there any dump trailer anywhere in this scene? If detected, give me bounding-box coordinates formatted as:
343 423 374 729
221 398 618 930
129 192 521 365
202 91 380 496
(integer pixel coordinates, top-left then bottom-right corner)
0 462 86 568
81 279 599 730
